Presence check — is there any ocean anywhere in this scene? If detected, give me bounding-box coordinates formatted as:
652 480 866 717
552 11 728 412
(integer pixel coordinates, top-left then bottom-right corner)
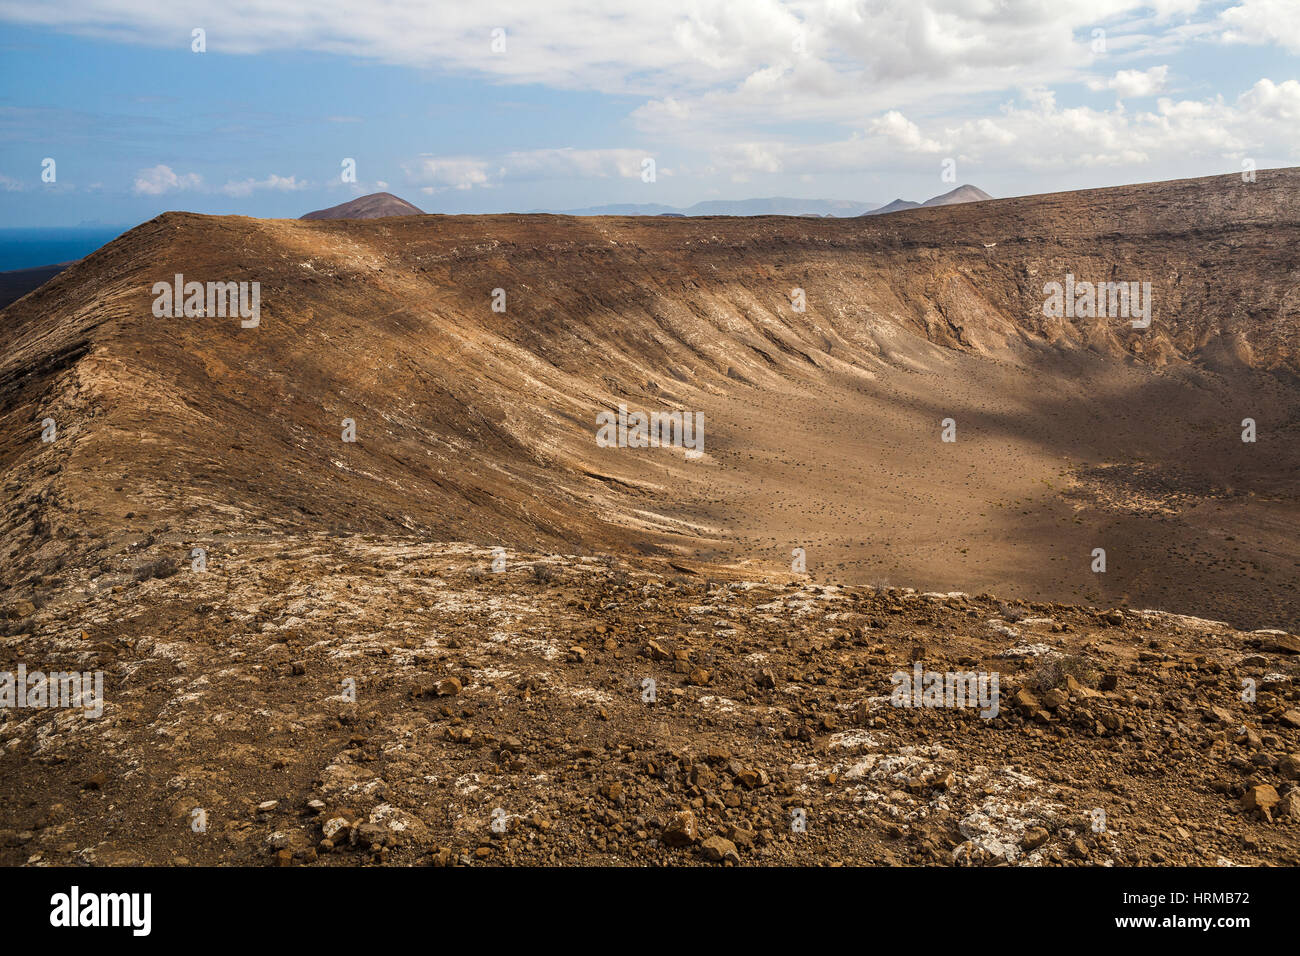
0 227 128 272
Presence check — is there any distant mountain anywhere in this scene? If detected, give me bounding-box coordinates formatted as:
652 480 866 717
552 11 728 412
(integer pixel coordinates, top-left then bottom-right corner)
865 198 922 216
301 192 424 220
550 188 992 219
547 197 881 217
547 202 682 216
922 184 994 207
862 184 993 216
688 198 880 217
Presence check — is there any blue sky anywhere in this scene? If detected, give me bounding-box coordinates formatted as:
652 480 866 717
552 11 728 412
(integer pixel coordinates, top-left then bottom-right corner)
1 1 1297 227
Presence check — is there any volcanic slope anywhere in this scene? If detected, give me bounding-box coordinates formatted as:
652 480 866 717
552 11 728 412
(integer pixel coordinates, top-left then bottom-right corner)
2 169 1300 630
301 192 425 220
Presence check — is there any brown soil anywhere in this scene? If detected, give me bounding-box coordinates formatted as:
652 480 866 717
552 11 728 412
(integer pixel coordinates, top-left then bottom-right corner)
1 168 1298 866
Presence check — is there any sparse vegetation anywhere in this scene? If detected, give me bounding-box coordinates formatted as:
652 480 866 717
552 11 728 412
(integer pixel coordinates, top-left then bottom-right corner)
998 602 1026 623
1027 653 1100 692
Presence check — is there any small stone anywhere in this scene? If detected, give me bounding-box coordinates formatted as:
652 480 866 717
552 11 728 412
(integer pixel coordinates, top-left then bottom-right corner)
1278 790 1300 820
1204 706 1233 724
700 835 740 864
1279 710 1300 729
1012 688 1040 712
662 810 699 847
735 767 769 789
354 822 388 848
430 846 454 867
726 826 756 848
1022 827 1049 850
1242 784 1279 813
436 676 462 697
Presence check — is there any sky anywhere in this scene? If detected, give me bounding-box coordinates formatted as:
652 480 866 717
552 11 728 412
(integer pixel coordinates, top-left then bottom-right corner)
0 0 1297 227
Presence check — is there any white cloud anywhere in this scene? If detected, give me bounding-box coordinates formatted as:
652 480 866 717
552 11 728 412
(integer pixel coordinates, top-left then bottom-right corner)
220 173 309 197
503 148 647 180
403 156 493 192
1236 78 1300 123
0 1 1202 105
404 147 649 191
0 172 24 191
1087 65 1170 98
1220 0 1300 53
132 164 201 195
4 1 1292 201
695 77 1300 181
920 77 1300 168
869 111 942 153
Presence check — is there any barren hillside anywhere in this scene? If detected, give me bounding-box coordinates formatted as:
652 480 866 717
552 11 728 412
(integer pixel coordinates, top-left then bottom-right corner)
2 170 1299 868
2 169 1298 627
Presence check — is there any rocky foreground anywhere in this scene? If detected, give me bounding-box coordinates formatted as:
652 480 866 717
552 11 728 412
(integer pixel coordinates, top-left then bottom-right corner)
2 534 1298 866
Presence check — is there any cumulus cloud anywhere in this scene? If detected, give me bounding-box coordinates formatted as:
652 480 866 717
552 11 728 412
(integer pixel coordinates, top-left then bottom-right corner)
504 148 647 180
698 77 1300 180
0 3 1262 151
404 147 650 192
132 164 201 195
1220 0 1300 53
0 1 1207 105
220 173 309 197
6 1 1295 200
1087 66 1170 98
1236 78 1300 123
403 156 494 192
869 111 942 153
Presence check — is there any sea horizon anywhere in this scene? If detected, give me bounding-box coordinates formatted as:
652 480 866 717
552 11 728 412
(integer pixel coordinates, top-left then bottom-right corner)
0 226 129 272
